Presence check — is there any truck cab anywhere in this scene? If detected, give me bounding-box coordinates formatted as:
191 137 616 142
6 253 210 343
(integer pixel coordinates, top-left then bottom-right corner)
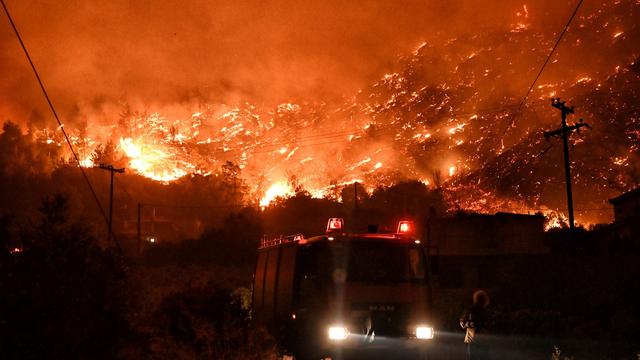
253 219 434 359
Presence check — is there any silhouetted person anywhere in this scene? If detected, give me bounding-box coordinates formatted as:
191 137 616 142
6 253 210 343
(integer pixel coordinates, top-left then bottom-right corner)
460 290 491 360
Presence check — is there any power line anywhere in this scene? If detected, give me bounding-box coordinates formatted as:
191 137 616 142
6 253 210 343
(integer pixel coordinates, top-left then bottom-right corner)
113 176 135 201
498 207 609 212
201 84 640 158
0 0 115 243
505 0 586 132
206 81 639 156
33 82 638 166
112 92 639 171
110 91 640 164
116 171 612 214
208 81 639 157
141 203 245 210
201 100 550 157
101 87 637 162
114 177 245 210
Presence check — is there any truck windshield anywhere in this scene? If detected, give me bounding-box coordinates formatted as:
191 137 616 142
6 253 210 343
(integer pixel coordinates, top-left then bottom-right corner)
331 240 425 283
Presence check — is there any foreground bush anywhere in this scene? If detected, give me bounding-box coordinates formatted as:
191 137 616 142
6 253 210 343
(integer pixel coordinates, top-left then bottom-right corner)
0 194 131 359
125 284 277 360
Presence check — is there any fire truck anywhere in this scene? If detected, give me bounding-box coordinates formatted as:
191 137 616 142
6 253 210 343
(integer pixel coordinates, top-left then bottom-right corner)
252 218 434 360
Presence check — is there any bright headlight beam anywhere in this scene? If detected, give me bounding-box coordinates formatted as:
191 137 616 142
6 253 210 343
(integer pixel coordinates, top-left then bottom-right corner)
328 326 349 340
415 326 434 339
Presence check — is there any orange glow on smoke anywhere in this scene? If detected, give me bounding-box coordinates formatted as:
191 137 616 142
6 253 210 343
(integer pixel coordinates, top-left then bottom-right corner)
18 0 637 228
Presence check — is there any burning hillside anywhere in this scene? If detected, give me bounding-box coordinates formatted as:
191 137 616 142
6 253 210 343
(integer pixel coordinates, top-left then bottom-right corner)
6 0 640 226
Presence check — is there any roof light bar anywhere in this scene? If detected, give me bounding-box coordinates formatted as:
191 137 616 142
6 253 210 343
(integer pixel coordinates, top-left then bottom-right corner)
397 220 414 234
326 218 345 233
260 234 305 248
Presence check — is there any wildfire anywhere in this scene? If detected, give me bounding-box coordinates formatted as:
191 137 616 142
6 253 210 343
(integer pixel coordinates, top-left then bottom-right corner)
542 210 569 231
20 0 637 227
612 156 628 166
260 182 295 208
448 123 466 135
80 157 94 168
119 138 188 182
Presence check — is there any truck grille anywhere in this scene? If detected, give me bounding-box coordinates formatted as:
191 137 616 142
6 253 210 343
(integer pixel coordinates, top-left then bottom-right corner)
352 303 410 337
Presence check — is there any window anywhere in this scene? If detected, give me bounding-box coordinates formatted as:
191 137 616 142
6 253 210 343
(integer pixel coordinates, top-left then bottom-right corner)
409 247 425 280
336 240 423 283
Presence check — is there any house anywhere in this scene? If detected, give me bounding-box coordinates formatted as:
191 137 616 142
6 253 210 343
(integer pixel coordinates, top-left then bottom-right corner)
431 211 548 256
429 212 547 290
602 187 640 253
609 187 640 222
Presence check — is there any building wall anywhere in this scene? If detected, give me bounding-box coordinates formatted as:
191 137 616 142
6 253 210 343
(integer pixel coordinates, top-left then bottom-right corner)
611 194 640 222
431 212 547 256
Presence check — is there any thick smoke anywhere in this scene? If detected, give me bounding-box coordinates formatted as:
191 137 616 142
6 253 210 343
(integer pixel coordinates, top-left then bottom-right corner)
1 0 638 227
0 0 584 124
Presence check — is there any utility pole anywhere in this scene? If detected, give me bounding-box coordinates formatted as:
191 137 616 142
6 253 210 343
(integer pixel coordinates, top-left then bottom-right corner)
137 202 142 256
424 206 437 314
354 182 359 211
423 212 433 313
543 98 590 231
99 163 125 243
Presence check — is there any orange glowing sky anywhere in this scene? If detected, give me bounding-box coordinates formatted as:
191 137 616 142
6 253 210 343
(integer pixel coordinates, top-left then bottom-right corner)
0 0 594 123
1 0 638 225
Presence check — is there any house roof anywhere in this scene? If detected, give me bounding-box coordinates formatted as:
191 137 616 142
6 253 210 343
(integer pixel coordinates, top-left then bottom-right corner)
609 187 640 204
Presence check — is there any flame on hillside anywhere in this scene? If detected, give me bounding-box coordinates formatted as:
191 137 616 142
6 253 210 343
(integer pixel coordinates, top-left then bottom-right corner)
119 137 188 182
39 105 473 204
21 0 640 227
260 182 295 208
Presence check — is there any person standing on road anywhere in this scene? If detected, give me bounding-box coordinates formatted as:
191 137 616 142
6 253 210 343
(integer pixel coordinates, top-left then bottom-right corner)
459 290 491 360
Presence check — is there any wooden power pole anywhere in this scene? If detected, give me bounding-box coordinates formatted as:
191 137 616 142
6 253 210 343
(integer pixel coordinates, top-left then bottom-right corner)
543 98 590 231
354 182 358 212
137 202 142 257
99 163 125 243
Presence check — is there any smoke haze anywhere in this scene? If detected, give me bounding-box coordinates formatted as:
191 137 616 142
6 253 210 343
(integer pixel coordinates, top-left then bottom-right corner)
1 0 582 123
1 0 638 226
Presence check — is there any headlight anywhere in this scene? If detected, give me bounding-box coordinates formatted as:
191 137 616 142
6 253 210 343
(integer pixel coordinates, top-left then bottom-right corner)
415 326 434 339
328 326 349 340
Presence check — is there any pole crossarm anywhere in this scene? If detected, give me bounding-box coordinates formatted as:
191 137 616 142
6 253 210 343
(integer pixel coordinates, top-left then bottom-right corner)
542 98 591 233
98 164 125 173
544 121 591 139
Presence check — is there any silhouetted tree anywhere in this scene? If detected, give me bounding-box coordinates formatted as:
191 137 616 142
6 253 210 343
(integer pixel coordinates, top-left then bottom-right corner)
221 161 247 204
196 208 263 266
0 121 59 176
143 207 263 268
90 140 121 167
0 193 131 359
